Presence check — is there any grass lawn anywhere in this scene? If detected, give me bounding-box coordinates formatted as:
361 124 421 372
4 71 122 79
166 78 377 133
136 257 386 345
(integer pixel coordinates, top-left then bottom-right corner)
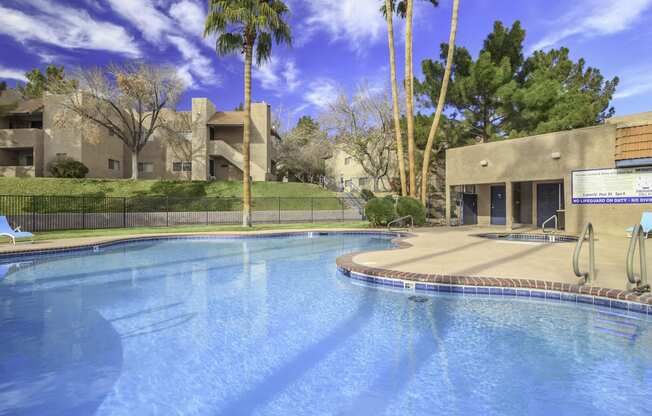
0 177 338 198
5 221 371 242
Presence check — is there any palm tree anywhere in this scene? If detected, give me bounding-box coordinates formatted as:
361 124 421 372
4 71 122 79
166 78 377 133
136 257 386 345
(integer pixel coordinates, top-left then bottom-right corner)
420 0 460 204
404 0 417 197
204 0 291 227
392 0 438 197
382 0 407 197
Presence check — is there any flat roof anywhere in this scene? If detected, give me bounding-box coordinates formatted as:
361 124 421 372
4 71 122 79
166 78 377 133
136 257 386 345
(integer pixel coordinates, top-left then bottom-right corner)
206 111 244 126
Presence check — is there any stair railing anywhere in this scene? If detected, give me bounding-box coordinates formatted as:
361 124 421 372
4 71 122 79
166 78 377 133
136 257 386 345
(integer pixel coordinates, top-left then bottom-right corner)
572 222 595 284
388 215 414 231
542 214 558 234
626 223 650 294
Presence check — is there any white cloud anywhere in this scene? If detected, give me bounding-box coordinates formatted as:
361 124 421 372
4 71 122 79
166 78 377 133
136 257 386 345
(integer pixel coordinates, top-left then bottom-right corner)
0 66 28 82
169 0 206 38
107 0 172 44
303 78 339 109
167 35 220 87
614 66 652 99
0 1 140 57
531 0 652 51
254 57 302 94
301 0 386 52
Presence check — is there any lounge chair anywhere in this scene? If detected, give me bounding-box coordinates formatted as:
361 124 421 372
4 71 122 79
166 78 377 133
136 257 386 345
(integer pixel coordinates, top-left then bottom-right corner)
0 216 34 245
626 212 652 238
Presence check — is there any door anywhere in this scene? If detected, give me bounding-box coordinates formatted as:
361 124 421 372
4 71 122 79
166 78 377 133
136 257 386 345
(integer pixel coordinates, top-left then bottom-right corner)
209 159 215 178
490 185 506 225
461 193 477 225
537 183 563 227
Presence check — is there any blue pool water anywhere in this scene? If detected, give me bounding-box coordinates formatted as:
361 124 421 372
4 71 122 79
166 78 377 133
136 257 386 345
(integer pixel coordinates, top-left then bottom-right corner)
0 234 651 416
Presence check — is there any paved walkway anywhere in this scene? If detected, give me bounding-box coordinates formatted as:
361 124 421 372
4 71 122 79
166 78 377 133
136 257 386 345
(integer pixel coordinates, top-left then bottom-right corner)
354 226 639 290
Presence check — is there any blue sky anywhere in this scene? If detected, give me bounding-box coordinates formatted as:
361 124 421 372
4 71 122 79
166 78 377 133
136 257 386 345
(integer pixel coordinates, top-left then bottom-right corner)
1 0 651 127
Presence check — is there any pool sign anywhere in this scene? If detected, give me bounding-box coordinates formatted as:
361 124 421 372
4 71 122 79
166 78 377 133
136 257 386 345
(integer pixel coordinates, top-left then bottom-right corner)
572 167 652 204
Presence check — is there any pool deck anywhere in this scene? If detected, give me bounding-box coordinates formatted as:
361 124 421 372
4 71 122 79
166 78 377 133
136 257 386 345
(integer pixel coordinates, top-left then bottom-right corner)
351 226 636 290
2 226 651 306
336 226 652 307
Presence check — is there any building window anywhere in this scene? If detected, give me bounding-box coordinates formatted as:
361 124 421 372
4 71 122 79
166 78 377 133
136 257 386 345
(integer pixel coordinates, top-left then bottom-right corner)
138 162 154 173
24 155 34 166
358 177 369 187
344 157 352 165
108 159 121 170
56 152 67 157
173 161 192 172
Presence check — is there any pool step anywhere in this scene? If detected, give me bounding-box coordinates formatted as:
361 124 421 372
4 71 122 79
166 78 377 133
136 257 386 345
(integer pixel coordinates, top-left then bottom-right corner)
593 313 640 340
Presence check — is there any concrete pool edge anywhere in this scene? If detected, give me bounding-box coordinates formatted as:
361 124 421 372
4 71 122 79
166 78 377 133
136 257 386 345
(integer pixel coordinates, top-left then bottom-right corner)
335 234 652 314
0 229 406 260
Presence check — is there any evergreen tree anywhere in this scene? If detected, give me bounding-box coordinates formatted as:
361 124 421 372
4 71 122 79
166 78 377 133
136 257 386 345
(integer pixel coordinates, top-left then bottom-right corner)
415 20 619 142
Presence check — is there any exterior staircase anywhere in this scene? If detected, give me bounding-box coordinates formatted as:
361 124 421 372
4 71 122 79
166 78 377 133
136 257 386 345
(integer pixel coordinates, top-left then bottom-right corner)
208 139 266 180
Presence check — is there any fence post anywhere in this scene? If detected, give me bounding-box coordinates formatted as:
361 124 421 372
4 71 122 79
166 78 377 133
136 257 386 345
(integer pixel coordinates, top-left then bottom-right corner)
166 197 169 227
31 196 36 231
311 198 314 223
123 197 127 228
81 196 85 229
278 197 281 224
341 198 345 221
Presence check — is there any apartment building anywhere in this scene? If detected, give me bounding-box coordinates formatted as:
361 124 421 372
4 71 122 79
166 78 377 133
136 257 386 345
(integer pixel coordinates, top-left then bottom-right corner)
0 90 278 181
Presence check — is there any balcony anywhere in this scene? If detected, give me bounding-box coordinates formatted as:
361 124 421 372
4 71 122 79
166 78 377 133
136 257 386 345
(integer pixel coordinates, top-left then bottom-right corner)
0 128 44 148
0 165 36 177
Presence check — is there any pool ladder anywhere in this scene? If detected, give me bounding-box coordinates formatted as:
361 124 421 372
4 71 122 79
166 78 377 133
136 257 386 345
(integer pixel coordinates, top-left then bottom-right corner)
573 222 595 284
387 215 414 231
626 224 650 294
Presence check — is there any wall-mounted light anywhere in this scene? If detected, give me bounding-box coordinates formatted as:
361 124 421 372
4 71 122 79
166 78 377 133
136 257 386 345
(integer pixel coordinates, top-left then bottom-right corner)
480 160 488 167
551 152 561 159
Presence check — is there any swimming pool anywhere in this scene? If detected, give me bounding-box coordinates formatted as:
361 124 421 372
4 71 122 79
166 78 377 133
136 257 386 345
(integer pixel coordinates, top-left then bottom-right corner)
1 233 651 415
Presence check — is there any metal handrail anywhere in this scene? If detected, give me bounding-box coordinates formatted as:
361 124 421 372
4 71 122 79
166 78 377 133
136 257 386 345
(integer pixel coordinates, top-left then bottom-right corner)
542 215 558 234
388 215 414 231
573 222 595 284
626 223 650 293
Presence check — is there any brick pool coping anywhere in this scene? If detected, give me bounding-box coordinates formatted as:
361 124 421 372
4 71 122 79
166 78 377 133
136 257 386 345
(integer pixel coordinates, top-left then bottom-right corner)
2 229 651 313
335 234 652 313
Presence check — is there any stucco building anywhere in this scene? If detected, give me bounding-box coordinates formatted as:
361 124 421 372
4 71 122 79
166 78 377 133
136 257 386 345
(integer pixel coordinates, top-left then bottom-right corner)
445 111 652 236
0 90 278 181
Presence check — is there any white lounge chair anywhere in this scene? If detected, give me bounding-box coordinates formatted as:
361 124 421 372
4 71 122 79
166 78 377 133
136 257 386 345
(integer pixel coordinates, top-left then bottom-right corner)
626 212 652 238
0 216 34 245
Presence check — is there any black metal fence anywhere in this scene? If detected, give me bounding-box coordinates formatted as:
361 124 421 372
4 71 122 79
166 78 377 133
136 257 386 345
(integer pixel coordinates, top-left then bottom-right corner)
0 195 364 231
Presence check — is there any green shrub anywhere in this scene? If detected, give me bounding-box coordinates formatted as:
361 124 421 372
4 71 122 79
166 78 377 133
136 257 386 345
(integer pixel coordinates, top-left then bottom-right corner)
396 196 426 226
359 189 375 201
364 197 396 226
48 158 89 178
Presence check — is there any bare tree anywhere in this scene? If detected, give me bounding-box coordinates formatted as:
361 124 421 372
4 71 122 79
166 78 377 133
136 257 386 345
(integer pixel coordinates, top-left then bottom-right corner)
323 85 395 191
58 62 184 179
276 118 332 184
158 111 196 180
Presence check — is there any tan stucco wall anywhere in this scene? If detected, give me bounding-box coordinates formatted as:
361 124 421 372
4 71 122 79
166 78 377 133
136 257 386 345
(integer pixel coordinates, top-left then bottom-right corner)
446 124 651 236
2 94 275 182
191 98 213 181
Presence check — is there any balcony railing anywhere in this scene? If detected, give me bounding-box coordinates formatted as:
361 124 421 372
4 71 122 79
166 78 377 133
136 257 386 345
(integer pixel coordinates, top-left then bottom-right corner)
0 128 43 147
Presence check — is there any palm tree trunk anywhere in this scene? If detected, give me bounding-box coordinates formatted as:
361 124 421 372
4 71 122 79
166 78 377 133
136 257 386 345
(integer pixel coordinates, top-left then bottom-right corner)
242 45 253 227
420 0 460 204
131 150 138 180
404 0 416 197
385 0 407 197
